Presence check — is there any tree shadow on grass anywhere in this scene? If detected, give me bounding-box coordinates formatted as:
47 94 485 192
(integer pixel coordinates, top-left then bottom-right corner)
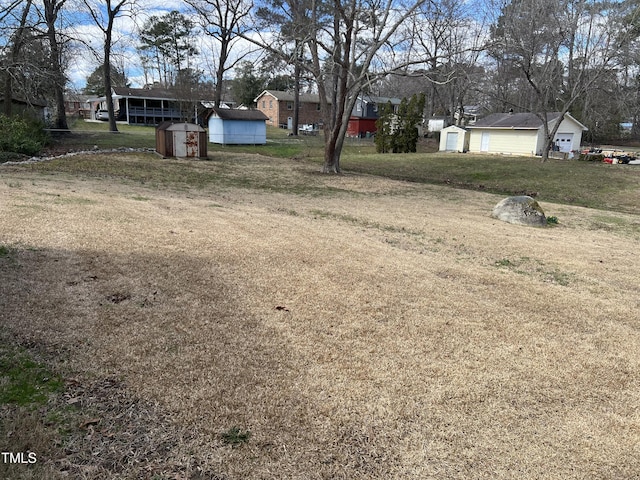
0 244 397 479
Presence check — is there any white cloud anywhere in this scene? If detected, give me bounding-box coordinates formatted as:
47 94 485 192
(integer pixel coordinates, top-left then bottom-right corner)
63 1 266 90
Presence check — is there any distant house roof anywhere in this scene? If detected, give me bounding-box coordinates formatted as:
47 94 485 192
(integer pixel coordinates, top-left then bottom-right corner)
0 92 47 107
112 87 180 100
105 87 216 105
254 90 326 104
358 94 402 105
469 111 587 131
208 107 268 121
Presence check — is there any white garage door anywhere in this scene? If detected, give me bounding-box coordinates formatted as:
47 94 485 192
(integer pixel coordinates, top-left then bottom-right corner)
555 133 574 153
446 132 458 150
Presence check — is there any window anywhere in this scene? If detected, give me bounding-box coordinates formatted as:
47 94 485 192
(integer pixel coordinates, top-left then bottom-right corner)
287 102 293 110
269 100 273 109
316 103 321 111
262 100 266 108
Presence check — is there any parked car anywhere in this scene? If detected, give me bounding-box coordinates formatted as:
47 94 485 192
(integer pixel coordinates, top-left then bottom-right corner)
96 109 109 121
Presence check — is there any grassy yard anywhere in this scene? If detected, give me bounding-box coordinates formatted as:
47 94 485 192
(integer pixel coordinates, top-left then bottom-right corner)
341 153 640 214
38 120 640 215
1 146 640 478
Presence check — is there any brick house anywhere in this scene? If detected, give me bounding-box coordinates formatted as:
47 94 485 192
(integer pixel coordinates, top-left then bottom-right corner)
254 90 325 129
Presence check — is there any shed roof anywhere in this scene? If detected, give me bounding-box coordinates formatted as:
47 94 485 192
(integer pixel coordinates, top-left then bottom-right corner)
442 125 469 131
209 107 268 121
156 121 205 132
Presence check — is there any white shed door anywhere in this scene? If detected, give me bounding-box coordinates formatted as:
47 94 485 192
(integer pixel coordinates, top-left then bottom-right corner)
446 132 459 150
480 132 490 152
555 133 574 153
174 131 187 157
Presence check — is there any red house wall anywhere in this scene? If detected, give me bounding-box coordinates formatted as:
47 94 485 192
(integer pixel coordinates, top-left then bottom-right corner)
347 118 377 137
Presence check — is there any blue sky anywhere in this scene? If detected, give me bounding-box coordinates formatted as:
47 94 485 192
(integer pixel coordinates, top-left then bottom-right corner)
64 0 190 89
62 0 265 91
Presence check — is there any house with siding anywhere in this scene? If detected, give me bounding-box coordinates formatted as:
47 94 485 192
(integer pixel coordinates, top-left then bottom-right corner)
347 95 401 138
254 90 325 129
90 87 216 126
467 112 587 157
0 93 47 121
64 93 92 119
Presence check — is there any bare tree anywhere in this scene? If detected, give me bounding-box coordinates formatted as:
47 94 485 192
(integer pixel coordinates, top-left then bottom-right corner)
1 0 34 116
185 0 253 108
489 0 637 161
81 0 131 132
401 0 488 125
42 0 69 129
249 0 427 172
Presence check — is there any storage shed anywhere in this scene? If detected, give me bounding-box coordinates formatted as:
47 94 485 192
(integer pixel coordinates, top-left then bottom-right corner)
156 122 207 158
207 108 268 145
439 125 470 152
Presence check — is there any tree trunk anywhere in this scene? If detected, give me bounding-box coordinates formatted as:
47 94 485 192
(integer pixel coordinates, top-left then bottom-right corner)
322 88 357 173
44 0 69 130
323 135 341 173
213 39 229 108
104 31 118 132
3 0 33 117
292 54 300 136
3 76 13 117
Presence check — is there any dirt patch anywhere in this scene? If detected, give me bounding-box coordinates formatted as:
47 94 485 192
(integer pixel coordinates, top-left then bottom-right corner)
1 155 639 479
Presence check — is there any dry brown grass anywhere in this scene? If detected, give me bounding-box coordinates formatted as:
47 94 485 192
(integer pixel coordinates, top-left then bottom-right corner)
1 153 640 479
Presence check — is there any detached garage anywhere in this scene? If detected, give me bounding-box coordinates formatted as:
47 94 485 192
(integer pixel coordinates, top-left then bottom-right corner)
467 112 587 157
439 125 470 152
208 108 268 145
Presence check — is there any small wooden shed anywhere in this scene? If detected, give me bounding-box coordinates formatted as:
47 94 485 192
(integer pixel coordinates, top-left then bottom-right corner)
207 108 268 145
439 125 470 153
156 122 207 158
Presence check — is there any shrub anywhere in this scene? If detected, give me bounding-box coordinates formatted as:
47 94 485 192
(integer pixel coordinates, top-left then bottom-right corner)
375 101 393 153
0 151 28 164
376 94 425 154
0 114 48 156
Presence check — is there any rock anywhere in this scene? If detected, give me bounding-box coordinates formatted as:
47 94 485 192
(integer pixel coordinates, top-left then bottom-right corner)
491 196 547 227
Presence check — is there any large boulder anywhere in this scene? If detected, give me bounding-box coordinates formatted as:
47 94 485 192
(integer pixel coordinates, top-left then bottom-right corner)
491 196 547 227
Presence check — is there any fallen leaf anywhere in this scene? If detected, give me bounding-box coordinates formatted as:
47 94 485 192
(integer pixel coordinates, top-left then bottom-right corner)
79 418 100 429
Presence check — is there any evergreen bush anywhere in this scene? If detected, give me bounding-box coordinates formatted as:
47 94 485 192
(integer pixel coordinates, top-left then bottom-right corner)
375 94 425 154
375 101 394 153
0 114 48 156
